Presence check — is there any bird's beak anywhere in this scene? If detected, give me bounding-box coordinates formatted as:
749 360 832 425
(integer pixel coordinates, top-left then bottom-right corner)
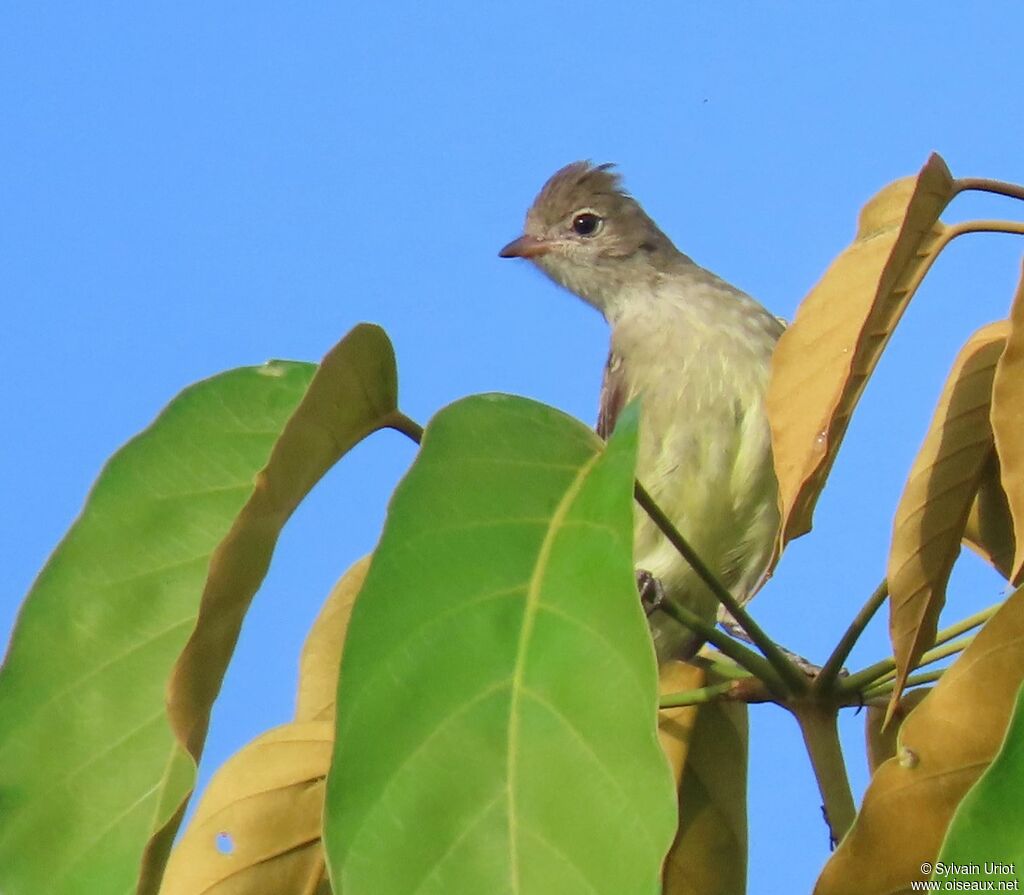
498 234 550 259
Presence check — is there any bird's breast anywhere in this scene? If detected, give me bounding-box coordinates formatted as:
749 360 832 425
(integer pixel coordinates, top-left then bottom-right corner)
608 290 781 615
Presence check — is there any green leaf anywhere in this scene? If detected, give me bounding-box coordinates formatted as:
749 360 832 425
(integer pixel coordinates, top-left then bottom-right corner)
0 361 315 895
936 679 1024 883
324 395 676 895
0 324 402 895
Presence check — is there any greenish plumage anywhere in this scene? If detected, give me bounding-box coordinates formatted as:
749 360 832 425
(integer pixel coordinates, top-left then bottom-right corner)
501 161 783 660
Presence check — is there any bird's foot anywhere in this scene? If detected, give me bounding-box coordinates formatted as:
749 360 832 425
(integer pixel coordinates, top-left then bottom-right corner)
635 569 665 616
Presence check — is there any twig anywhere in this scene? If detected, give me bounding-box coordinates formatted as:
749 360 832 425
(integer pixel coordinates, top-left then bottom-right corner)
931 602 999 649
862 669 944 702
386 410 424 444
937 219 1024 251
634 481 808 694
838 602 999 696
656 598 788 697
659 680 737 708
813 579 888 694
863 634 973 690
956 177 1024 203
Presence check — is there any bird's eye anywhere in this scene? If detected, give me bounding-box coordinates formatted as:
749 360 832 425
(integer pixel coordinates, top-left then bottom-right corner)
571 212 603 237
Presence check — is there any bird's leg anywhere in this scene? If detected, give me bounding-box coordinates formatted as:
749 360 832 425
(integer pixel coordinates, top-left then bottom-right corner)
635 569 665 616
718 617 841 678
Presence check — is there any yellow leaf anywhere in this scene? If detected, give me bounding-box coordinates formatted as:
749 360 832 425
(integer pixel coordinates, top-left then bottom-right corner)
658 662 748 895
160 722 333 895
991 262 1024 584
962 451 1016 580
864 689 930 775
815 584 1024 895
295 557 370 724
163 557 371 894
657 662 705 785
768 154 956 558
887 322 1009 710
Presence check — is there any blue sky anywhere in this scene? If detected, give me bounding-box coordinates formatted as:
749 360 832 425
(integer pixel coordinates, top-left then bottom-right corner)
3 3 1024 891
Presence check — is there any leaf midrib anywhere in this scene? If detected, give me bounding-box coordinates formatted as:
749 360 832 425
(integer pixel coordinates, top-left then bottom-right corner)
505 449 602 894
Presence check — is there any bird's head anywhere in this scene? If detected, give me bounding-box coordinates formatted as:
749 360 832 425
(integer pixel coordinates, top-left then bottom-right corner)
499 161 679 313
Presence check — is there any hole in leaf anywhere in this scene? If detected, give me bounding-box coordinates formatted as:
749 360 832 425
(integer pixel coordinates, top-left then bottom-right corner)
215 831 235 855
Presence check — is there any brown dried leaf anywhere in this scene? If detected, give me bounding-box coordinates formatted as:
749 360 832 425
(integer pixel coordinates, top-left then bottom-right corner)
864 688 931 774
658 662 748 895
991 263 1024 584
295 557 370 724
887 322 1009 709
963 451 1016 580
768 154 956 557
160 722 333 895
815 583 1024 895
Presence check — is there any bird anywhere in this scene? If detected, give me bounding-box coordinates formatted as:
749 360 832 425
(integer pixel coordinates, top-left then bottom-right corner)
499 161 783 661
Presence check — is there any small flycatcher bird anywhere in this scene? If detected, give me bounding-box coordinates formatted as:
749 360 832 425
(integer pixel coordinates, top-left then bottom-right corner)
499 161 783 661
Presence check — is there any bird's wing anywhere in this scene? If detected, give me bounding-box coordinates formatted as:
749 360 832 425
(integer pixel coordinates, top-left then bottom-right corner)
596 350 627 440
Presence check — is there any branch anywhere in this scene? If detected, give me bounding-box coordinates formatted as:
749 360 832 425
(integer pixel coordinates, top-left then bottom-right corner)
634 481 809 694
838 604 995 696
813 579 888 694
659 680 737 708
955 177 1024 203
931 601 999 649
656 597 788 697
792 705 856 846
876 218 1024 328
860 634 973 690
862 669 944 702
938 219 1024 249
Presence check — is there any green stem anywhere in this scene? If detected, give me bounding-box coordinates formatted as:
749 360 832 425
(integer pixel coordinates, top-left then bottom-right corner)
703 655 760 681
839 656 896 697
659 681 737 708
634 482 808 694
865 634 974 689
863 669 944 702
932 602 999 648
839 603 997 696
813 578 888 693
387 410 424 444
792 705 856 846
657 598 788 697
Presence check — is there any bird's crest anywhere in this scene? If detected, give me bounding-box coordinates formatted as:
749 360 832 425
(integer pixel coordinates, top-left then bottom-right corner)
529 161 628 225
